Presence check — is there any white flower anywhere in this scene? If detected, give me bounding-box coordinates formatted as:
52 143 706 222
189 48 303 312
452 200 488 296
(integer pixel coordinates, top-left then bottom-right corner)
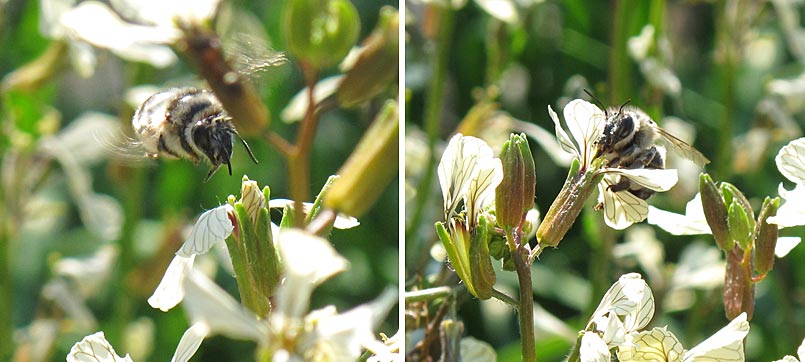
67 332 133 362
171 229 397 362
148 204 234 312
549 99 678 229
437 134 503 228
769 137 805 229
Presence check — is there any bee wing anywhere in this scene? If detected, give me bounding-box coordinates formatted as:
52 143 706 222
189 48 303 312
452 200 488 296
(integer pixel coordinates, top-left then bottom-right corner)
217 5 288 79
654 127 710 166
93 127 156 167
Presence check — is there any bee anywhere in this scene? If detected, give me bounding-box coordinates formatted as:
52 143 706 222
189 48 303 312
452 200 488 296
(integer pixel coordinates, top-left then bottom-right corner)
592 102 709 201
132 87 258 182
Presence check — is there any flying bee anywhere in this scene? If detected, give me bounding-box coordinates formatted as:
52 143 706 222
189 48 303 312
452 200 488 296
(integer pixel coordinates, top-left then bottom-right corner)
592 101 710 203
132 87 258 182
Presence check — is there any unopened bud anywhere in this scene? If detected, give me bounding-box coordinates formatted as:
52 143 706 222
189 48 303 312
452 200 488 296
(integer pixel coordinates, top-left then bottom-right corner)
239 176 267 227
728 199 753 250
699 173 732 251
754 197 780 276
495 133 536 232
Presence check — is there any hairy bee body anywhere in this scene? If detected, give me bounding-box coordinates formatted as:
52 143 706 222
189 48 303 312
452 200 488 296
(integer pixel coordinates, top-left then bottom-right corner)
132 87 257 181
595 106 708 200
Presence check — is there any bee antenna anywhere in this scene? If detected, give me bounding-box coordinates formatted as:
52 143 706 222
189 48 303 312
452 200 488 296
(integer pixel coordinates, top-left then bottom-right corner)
618 99 632 115
583 89 608 118
234 131 259 164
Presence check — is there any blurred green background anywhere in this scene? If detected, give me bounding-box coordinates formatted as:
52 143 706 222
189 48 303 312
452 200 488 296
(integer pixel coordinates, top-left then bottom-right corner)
405 0 805 360
0 0 398 361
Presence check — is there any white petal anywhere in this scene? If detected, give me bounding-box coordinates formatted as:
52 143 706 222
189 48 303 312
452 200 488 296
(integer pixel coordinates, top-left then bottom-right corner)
604 168 678 192
67 332 133 362
682 312 749 362
617 327 684 362
590 273 654 333
776 237 802 258
437 134 497 217
776 137 805 184
148 255 195 312
563 99 606 167
769 184 805 228
177 205 234 257
464 157 503 225
170 323 210 362
797 337 805 362
599 178 649 230
579 332 610 362
111 0 221 26
774 356 801 362
275 229 348 322
647 194 711 235
548 105 581 160
182 270 266 341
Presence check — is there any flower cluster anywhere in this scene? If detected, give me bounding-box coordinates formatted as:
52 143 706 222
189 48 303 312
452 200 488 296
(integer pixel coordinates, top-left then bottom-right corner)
578 274 750 362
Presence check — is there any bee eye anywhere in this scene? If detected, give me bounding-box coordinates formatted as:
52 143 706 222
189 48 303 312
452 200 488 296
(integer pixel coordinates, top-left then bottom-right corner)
618 115 634 138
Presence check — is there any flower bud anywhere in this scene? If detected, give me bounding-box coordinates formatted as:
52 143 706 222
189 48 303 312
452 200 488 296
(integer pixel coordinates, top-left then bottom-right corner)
724 247 754 320
325 100 398 217
239 176 267 227
283 0 360 69
728 199 753 250
699 173 732 251
754 197 780 277
336 6 398 107
720 182 755 231
469 215 496 300
495 133 536 232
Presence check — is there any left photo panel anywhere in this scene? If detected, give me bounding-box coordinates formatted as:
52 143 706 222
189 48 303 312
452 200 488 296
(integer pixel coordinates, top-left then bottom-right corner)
0 0 400 361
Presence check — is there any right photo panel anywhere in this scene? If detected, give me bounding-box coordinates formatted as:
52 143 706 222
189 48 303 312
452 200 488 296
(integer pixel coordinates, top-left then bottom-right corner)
404 1 805 361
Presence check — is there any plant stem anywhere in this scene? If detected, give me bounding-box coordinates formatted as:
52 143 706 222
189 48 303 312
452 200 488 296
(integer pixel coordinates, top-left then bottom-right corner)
511 229 537 362
405 286 453 303
288 62 320 227
491 288 519 309
405 5 455 266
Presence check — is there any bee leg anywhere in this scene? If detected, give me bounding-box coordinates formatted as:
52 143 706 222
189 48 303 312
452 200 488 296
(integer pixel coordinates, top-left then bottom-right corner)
628 187 655 200
607 178 632 193
203 164 222 183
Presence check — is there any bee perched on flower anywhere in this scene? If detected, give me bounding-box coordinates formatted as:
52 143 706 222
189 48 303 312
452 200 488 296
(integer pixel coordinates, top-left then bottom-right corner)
538 98 706 247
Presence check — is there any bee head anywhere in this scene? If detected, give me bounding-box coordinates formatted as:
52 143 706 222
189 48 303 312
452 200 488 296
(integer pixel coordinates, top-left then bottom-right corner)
193 119 236 182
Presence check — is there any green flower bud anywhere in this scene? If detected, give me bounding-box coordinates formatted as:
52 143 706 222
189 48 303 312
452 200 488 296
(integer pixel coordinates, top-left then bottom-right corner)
724 247 754 320
336 6 398 107
728 199 753 251
283 0 361 69
699 173 732 251
753 197 780 277
495 133 536 232
325 100 398 217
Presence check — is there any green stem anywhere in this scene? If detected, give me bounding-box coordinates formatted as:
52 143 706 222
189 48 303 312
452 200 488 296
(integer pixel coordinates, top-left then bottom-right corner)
715 1 736 180
0 205 9 361
405 286 452 303
289 62 320 227
405 6 455 267
609 0 633 102
511 229 537 362
491 288 519 309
